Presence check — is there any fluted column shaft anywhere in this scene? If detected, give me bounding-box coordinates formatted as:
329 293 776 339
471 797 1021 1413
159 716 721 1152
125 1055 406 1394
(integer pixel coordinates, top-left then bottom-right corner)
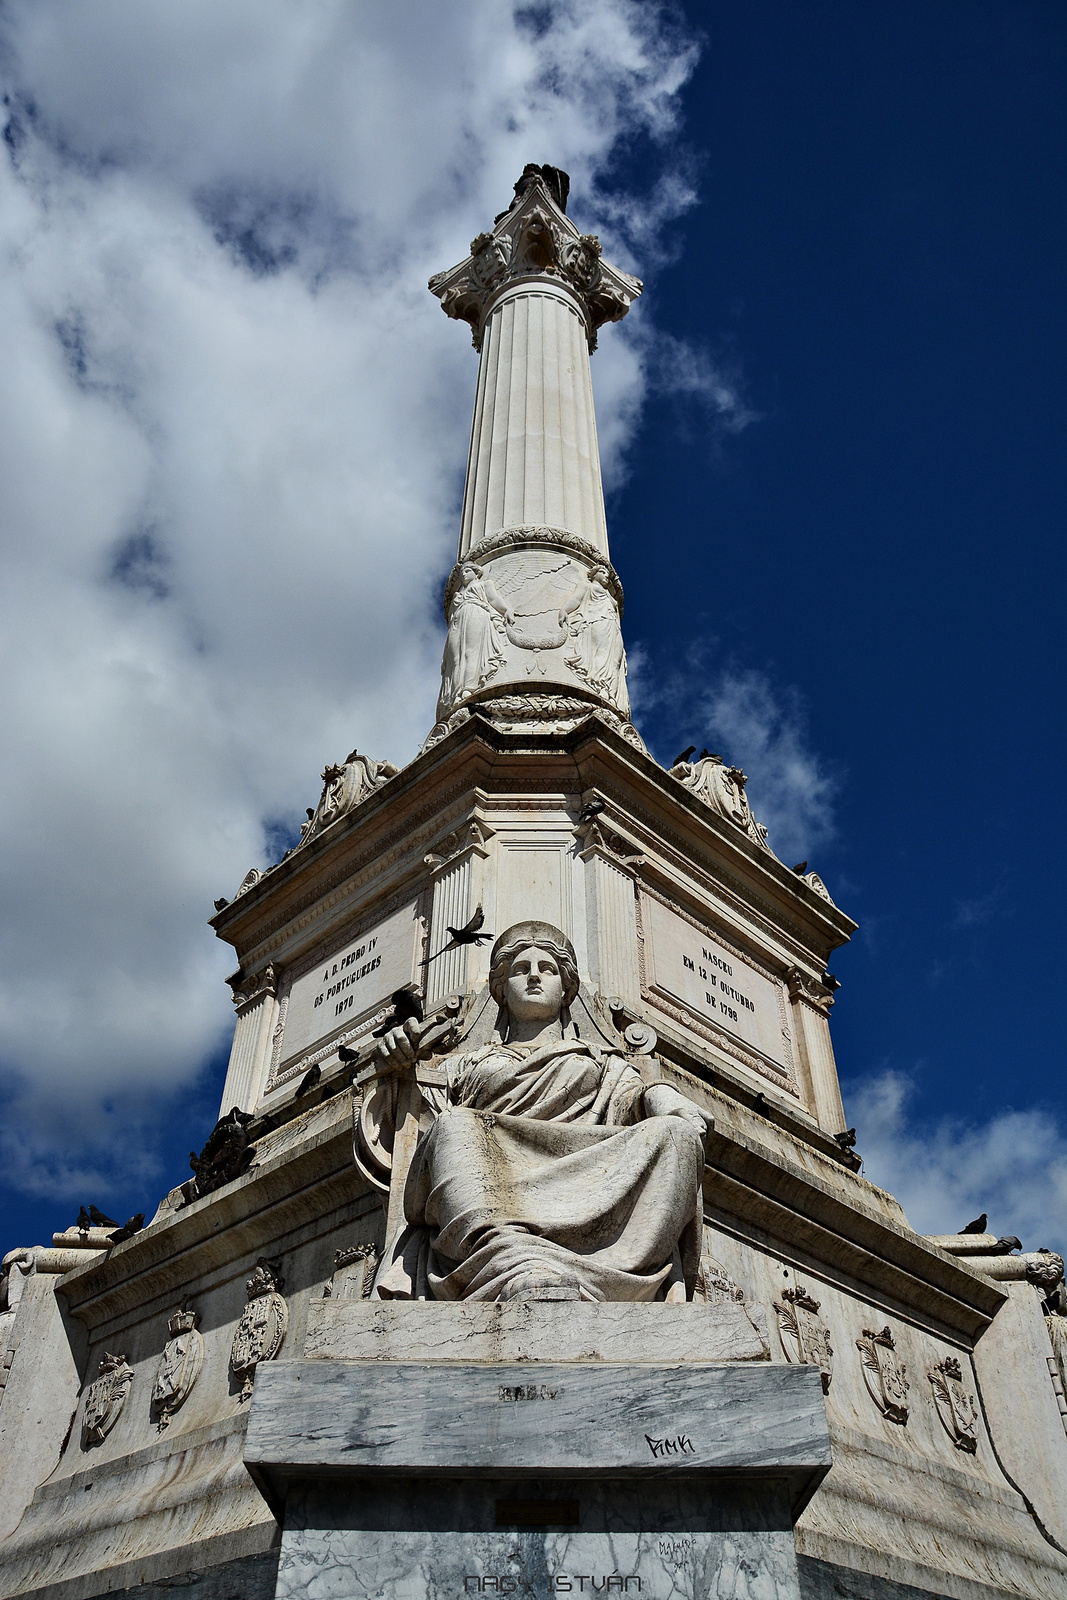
460 280 609 559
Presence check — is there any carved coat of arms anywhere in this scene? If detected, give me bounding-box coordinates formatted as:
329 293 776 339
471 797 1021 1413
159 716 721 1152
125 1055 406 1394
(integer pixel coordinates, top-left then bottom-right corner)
231 1259 288 1402
857 1326 909 1424
774 1284 834 1393
928 1356 978 1452
152 1306 204 1430
82 1351 134 1447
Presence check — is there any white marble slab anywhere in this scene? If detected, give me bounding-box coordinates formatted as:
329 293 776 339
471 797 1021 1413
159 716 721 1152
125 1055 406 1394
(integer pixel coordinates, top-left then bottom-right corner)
246 1360 829 1510
304 1300 769 1365
275 1479 805 1600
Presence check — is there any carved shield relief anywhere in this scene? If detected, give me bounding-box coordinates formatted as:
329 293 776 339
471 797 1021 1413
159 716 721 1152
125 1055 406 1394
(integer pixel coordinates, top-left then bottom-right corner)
857 1326 909 1424
231 1260 288 1402
152 1307 204 1430
774 1285 834 1393
82 1352 134 1447
928 1357 979 1453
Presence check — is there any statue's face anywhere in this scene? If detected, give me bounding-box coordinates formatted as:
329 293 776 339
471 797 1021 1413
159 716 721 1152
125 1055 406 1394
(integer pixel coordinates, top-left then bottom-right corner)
505 945 564 1023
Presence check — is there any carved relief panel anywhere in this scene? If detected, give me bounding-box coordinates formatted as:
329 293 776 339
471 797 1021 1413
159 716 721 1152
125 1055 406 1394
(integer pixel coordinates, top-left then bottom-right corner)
82 1352 134 1448
857 1326 909 1424
231 1259 288 1403
152 1305 204 1431
927 1357 979 1453
437 542 629 720
774 1284 834 1393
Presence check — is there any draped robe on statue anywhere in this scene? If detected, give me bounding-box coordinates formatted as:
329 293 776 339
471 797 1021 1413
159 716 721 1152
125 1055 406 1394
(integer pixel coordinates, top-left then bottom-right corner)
358 1036 704 1303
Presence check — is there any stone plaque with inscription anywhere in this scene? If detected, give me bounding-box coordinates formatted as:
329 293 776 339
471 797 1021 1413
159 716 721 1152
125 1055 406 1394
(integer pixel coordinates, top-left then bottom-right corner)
639 895 794 1084
272 901 422 1079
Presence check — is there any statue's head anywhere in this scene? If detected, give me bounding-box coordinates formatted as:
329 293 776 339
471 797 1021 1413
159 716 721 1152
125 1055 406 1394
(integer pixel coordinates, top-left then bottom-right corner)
459 562 483 584
489 921 579 1024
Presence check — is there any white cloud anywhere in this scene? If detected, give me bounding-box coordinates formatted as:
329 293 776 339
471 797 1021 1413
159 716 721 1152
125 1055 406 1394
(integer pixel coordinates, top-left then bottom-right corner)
0 0 702 1193
634 660 838 866
845 1070 1067 1257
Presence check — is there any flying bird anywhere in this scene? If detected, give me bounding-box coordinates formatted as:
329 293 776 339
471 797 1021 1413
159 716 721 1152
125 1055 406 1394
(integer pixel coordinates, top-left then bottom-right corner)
961 1213 988 1234
107 1214 145 1245
424 907 494 965
372 989 424 1038
89 1206 119 1228
833 1128 857 1150
76 1206 92 1231
672 745 696 766
577 798 606 825
792 862 808 875
294 1063 321 1098
213 897 229 911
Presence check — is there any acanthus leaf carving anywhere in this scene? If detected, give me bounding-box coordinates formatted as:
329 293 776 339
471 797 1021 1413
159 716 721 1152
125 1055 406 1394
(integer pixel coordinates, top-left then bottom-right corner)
298 750 400 851
429 172 641 352
669 754 778 859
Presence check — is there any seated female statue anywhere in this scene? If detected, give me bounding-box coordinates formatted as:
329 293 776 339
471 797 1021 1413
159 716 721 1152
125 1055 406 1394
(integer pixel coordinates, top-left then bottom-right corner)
357 920 710 1303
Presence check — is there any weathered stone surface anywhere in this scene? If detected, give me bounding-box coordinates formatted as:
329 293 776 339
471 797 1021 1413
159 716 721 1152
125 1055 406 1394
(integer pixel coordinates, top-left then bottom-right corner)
245 1360 830 1509
304 1299 769 1364
277 1479 803 1600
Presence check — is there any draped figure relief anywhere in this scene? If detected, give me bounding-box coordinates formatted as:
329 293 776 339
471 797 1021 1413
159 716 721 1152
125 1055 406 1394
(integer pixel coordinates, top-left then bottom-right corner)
355 922 710 1304
437 562 508 718
564 564 629 713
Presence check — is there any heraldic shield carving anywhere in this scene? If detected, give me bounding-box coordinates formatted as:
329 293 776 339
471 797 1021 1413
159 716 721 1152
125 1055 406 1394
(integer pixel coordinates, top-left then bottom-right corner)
231 1258 288 1403
928 1356 979 1453
152 1305 204 1431
773 1283 834 1393
82 1351 134 1448
857 1325 909 1424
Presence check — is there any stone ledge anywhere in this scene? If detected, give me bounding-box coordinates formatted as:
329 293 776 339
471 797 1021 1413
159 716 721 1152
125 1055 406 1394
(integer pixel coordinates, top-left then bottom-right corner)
303 1298 770 1364
245 1359 831 1515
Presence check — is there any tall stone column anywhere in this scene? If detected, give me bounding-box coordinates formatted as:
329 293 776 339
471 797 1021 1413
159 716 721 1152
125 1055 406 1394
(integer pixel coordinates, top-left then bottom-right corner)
428 165 642 743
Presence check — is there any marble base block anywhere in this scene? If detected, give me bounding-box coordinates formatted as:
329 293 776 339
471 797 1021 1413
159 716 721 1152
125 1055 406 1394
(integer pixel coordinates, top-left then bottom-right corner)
247 1360 829 1600
275 1479 804 1600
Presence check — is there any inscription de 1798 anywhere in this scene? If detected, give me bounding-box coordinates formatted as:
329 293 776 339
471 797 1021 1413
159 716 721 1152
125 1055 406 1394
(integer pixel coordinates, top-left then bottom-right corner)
640 895 791 1076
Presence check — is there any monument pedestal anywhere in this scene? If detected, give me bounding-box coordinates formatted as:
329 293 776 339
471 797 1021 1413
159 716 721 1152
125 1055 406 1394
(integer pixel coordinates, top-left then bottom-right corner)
245 1353 831 1600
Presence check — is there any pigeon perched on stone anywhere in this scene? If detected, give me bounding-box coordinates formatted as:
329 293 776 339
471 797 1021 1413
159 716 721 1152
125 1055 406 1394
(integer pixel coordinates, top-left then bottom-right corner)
337 1043 361 1065
372 989 424 1038
107 1214 145 1245
213 898 229 911
753 1093 770 1116
76 1206 92 1230
961 1214 988 1234
834 1128 857 1150
89 1206 119 1228
672 745 697 766
792 862 808 875
294 1063 321 1098
991 1236 1022 1254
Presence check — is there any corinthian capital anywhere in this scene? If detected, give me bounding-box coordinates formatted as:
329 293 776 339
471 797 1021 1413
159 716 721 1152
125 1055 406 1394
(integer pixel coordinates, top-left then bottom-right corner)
429 169 641 350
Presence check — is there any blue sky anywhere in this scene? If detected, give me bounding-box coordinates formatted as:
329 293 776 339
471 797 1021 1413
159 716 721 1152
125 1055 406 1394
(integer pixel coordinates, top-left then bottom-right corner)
0 1 1063 1255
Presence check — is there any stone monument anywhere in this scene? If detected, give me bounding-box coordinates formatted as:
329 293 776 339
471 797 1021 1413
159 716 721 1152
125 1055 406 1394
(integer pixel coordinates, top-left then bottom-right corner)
3 163 1067 1600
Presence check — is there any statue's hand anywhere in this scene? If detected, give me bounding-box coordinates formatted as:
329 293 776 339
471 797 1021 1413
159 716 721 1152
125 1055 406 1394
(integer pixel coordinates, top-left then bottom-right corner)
644 1081 713 1139
375 1017 421 1071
